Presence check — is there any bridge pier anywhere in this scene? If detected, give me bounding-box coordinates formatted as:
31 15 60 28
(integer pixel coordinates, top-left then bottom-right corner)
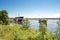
39 19 47 40
39 19 47 32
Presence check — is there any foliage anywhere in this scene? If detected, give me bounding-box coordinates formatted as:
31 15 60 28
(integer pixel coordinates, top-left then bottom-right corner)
0 24 58 40
56 18 60 40
23 18 30 29
39 19 58 40
0 10 9 25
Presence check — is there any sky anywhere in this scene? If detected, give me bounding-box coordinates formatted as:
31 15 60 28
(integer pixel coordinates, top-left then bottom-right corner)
0 0 60 18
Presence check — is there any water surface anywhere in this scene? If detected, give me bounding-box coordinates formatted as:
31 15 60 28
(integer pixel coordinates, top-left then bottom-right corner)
30 19 58 32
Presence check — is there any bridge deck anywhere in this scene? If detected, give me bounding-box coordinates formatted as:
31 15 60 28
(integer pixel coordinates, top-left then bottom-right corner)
26 18 59 20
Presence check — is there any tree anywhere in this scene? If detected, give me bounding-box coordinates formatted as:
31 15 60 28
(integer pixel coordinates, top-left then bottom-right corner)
23 18 30 29
56 18 60 40
0 10 9 25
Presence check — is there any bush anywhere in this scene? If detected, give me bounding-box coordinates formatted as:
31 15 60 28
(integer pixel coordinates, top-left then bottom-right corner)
0 24 58 40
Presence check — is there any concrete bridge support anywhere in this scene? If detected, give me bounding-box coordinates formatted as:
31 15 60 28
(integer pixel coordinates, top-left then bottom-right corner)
39 19 47 40
39 19 47 32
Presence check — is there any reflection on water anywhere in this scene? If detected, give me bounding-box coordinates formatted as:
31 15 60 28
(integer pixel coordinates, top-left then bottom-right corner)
30 19 58 32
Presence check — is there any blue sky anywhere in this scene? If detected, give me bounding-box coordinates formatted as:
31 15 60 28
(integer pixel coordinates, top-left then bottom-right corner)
0 0 60 18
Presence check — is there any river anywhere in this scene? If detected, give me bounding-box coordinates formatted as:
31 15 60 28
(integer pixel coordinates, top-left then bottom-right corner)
30 19 58 32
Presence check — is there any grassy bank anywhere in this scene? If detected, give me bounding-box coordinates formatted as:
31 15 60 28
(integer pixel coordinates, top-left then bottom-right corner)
0 24 58 40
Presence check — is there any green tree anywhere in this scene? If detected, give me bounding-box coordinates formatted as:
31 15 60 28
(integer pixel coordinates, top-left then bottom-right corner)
0 10 9 25
57 18 60 40
23 18 30 29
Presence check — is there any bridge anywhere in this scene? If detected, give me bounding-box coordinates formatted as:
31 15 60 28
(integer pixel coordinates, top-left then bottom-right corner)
15 17 60 24
27 18 59 20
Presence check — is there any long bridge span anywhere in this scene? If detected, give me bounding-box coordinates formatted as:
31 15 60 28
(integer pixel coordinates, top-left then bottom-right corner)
27 18 59 20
